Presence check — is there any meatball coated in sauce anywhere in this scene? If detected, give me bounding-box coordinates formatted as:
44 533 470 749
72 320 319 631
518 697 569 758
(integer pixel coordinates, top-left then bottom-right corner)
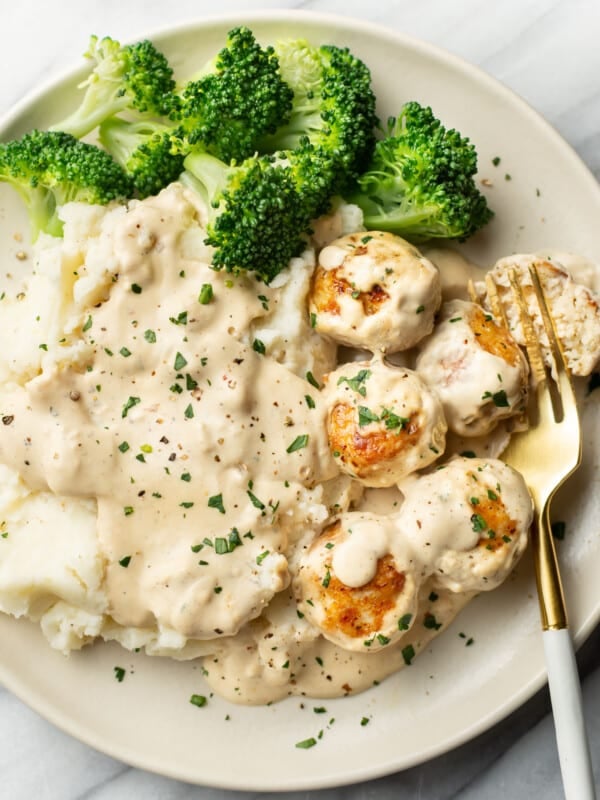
416 299 528 437
309 231 441 353
296 513 419 652
323 359 447 487
398 457 533 593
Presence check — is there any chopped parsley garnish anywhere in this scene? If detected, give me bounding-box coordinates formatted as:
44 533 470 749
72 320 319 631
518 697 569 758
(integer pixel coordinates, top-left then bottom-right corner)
123 506 134 516
295 737 317 749
358 406 380 427
131 283 142 294
185 374 198 390
449 316 462 323
38 343 48 351
310 312 317 328
170 383 183 394
121 396 140 418
306 371 320 389
461 450 477 458
189 694 207 707
119 347 131 358
144 329 156 343
208 494 225 514
314 707 327 714
181 472 191 482
118 441 130 453
361 235 373 244
252 338 266 355
174 352 188 371
286 434 309 453
428 591 439 603
258 294 269 311
337 369 370 397
487 489 498 501
82 315 93 332
114 666 126 682
398 613 412 631
247 489 265 510
118 555 132 568
482 389 509 407
423 613 442 630
184 403 194 419
214 537 229 555
401 644 415 665
381 408 409 430
322 569 331 588
492 156 501 166
416 305 425 314
360 717 370 726
256 550 270 565
471 513 487 533
169 311 188 326
198 283 213 304
305 394 315 409
180 501 194 509
377 634 390 645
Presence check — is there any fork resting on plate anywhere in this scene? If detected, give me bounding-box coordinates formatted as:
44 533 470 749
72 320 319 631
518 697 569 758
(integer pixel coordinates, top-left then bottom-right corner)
471 266 597 800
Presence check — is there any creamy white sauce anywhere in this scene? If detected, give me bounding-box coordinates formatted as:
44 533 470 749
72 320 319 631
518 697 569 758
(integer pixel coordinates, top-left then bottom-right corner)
0 198 549 705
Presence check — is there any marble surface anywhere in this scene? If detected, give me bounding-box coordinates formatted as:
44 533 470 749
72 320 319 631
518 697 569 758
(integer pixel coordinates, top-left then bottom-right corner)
1 1 599 797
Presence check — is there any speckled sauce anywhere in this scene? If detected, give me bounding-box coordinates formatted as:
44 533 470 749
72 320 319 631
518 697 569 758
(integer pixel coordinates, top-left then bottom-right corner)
0 188 544 705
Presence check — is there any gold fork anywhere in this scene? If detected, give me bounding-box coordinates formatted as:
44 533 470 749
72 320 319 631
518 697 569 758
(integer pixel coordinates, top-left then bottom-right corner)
475 266 596 800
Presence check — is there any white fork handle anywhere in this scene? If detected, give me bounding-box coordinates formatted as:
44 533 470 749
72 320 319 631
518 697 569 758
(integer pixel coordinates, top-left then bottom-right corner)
542 628 597 799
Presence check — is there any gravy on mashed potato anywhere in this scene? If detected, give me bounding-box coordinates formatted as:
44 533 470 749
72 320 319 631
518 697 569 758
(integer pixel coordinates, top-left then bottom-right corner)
0 184 541 703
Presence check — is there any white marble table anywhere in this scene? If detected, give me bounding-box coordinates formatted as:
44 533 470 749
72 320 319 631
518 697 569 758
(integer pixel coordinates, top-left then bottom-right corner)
1 1 599 797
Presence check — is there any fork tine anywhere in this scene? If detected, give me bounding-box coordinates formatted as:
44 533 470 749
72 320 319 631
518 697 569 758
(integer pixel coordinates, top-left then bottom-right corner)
506 268 546 387
528 265 578 412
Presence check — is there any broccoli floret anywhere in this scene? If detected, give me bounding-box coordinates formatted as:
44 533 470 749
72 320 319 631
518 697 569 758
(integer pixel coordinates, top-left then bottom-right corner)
349 102 493 240
99 116 184 198
52 36 177 139
181 150 309 283
174 27 294 163
259 40 377 215
0 130 133 239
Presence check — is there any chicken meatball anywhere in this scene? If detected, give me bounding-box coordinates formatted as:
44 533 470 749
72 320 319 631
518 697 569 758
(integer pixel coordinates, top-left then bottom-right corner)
323 359 447 487
295 513 419 651
416 299 528 437
476 254 600 377
309 231 441 353
398 457 532 593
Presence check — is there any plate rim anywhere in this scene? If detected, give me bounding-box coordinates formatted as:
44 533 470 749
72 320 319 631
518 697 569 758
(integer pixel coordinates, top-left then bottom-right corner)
0 9 599 791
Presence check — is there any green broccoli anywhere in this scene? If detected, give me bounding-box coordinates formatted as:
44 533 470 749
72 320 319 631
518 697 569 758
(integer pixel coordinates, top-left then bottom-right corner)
99 116 184 198
174 26 294 164
180 150 309 283
0 130 133 239
259 40 377 216
348 101 493 241
51 36 177 139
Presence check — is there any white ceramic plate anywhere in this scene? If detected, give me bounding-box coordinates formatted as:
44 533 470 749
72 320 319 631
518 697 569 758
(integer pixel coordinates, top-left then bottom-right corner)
0 11 598 791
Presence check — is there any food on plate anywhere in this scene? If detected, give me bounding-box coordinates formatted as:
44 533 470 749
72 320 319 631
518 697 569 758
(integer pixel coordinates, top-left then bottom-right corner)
296 513 420 652
0 130 133 239
416 299 529 437
309 231 441 353
0 25 596 707
296 456 532 650
348 101 493 241
398 457 532 593
475 254 600 377
323 359 447 486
